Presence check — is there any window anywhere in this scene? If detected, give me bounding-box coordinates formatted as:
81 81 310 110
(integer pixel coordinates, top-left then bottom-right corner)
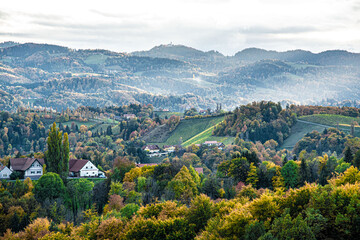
37 171 41 174
3 174 7 177
86 166 88 169
31 171 35 174
92 172 94 175
91 166 93 169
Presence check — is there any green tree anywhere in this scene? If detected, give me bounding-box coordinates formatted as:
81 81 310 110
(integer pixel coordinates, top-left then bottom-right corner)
281 160 299 188
67 179 94 224
343 146 353 163
246 163 259 187
167 166 198 203
61 132 69 180
45 123 69 180
299 158 309 186
229 157 250 183
34 172 66 202
187 194 214 233
353 150 360 168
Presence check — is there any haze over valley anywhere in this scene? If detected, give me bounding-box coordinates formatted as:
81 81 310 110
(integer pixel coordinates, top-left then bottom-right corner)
1 41 360 112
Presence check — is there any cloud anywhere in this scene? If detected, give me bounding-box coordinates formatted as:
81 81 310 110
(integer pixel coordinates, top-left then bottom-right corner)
0 0 360 55
240 26 319 35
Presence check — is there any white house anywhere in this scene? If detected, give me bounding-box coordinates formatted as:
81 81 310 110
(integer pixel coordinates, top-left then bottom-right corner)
142 145 160 153
69 159 100 177
0 165 12 179
9 158 44 179
163 145 176 153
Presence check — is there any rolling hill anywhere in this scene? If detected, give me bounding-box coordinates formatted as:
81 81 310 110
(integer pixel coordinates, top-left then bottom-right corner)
1 41 360 112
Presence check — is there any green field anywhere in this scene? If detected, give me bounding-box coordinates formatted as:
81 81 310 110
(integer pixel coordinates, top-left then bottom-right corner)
182 122 235 147
299 114 360 126
154 111 183 119
84 54 108 65
280 114 360 151
299 114 360 137
149 116 225 146
280 121 327 151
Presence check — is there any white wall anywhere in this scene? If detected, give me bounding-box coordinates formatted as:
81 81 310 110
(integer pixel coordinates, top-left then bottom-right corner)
24 160 43 177
80 161 99 177
0 167 12 179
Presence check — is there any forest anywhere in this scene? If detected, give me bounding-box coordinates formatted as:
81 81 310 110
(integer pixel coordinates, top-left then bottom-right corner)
1 102 360 239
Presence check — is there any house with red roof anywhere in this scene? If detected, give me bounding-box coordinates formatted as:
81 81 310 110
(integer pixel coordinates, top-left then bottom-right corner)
69 159 104 177
142 145 160 153
9 158 44 179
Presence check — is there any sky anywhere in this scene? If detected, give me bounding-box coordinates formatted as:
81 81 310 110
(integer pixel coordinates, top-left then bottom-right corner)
1 0 360 55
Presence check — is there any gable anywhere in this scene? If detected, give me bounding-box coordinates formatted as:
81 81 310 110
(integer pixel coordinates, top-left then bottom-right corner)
80 161 98 171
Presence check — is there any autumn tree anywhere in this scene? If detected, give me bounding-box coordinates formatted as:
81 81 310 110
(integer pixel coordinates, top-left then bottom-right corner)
167 166 198 203
246 163 259 187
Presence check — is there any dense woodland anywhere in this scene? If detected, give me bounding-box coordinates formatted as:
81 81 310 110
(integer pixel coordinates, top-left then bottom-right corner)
1 102 360 239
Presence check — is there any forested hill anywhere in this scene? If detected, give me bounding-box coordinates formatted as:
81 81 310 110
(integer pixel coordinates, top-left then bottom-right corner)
1 41 360 112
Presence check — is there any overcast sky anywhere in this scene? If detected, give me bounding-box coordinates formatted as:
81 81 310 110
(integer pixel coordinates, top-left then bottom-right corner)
1 0 360 55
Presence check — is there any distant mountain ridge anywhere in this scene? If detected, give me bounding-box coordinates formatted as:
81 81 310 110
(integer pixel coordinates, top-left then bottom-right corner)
1 41 360 112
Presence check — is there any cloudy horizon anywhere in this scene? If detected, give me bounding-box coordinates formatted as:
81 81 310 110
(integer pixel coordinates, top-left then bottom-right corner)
1 0 360 55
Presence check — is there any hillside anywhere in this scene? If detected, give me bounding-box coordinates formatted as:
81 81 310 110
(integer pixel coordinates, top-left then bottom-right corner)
299 114 360 137
147 116 225 146
280 114 360 151
1 42 360 112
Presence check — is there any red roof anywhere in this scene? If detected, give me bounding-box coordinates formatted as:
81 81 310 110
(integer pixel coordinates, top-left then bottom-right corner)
194 167 203 174
10 158 44 171
142 145 160 150
69 159 89 172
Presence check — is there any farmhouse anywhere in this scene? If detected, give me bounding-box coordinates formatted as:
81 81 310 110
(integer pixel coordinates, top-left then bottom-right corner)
163 145 176 153
142 145 160 153
203 141 225 149
69 159 102 177
123 114 136 120
0 165 12 179
9 158 44 179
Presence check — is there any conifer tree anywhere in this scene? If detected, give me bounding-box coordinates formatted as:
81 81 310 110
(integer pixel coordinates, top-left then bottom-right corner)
299 158 308 186
354 150 360 169
344 147 353 163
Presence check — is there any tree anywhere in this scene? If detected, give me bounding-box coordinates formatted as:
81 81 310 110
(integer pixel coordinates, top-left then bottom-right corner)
167 166 198 203
61 133 69 180
281 160 299 188
354 150 360 168
106 125 113 135
187 194 214 233
229 157 250 183
344 146 353 163
45 123 69 180
67 179 94 224
246 163 259 187
299 158 309 186
34 172 66 202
